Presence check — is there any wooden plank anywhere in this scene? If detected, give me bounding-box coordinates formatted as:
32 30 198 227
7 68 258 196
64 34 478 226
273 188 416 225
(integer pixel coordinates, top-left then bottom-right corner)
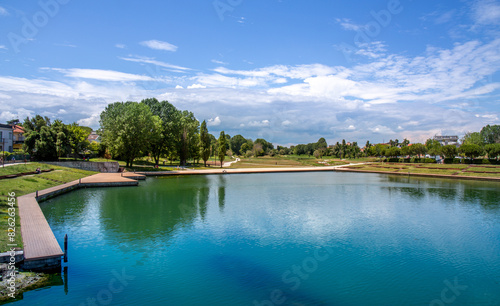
18 196 64 260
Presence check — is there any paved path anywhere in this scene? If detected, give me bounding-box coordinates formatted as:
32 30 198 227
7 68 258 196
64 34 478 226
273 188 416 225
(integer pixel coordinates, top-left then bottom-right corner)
139 164 362 176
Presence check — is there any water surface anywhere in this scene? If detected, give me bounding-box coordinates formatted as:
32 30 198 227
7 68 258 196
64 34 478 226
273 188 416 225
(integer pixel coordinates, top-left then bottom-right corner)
14 172 500 305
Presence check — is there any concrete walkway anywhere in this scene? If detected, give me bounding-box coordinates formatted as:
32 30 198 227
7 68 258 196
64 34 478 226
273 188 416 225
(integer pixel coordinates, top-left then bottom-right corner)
138 164 362 176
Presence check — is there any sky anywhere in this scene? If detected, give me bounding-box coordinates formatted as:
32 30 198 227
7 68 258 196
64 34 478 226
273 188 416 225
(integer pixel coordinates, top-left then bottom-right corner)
0 0 499 146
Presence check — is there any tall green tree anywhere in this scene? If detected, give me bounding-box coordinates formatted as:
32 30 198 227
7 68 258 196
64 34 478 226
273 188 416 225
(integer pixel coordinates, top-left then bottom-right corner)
230 135 247 155
459 144 484 160
218 131 226 168
199 120 211 167
485 143 500 159
461 132 484 147
480 125 500 144
141 98 181 166
100 102 161 167
441 145 458 158
425 138 442 156
177 110 199 166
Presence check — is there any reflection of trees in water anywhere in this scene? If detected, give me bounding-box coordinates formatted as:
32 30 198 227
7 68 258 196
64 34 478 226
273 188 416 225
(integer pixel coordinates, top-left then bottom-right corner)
99 176 211 240
383 176 500 210
218 176 226 213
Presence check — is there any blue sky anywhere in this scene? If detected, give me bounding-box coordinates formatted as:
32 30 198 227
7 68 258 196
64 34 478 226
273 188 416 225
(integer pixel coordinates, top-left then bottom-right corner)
0 0 499 146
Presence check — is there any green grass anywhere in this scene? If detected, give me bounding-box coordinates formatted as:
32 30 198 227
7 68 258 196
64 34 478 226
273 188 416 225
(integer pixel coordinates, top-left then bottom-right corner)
344 163 500 179
0 163 97 253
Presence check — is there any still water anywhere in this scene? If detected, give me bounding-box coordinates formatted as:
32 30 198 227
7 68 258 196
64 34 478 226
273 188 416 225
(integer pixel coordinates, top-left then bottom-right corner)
14 172 500 305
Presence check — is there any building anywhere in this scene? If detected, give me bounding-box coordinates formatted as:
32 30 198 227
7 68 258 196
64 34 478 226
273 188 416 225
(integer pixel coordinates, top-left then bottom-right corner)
12 125 25 151
88 131 100 143
0 123 13 153
433 135 459 146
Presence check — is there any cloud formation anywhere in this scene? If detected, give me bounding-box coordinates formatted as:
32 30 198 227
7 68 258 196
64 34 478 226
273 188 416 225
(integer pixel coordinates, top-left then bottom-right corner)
140 40 178 52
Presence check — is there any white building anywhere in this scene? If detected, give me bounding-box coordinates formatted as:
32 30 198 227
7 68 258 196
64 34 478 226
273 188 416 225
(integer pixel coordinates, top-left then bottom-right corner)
433 135 459 147
0 123 13 153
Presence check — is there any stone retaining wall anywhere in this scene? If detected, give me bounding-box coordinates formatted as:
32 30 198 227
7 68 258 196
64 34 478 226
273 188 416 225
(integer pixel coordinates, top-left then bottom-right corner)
43 161 119 173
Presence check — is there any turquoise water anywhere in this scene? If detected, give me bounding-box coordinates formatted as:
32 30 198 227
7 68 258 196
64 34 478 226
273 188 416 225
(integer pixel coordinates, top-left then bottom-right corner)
13 172 500 305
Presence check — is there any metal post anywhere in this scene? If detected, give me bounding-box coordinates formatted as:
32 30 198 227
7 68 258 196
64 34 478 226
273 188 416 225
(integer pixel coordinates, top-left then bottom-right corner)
64 234 68 263
36 190 38 198
79 178 81 184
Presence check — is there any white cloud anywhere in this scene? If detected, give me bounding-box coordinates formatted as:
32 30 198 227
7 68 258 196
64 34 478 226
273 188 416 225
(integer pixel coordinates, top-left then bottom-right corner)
115 44 126 49
370 125 395 135
248 120 270 127
120 56 191 71
282 120 292 126
77 113 100 128
140 40 178 52
0 45 7 50
58 109 67 114
0 6 8 16
212 59 228 65
175 85 184 89
187 84 207 89
52 68 155 82
335 18 366 31
472 0 500 25
207 116 221 126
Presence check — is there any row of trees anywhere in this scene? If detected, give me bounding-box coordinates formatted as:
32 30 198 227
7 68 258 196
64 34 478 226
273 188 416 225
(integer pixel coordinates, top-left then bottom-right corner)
20 99 500 164
21 115 99 161
98 99 281 167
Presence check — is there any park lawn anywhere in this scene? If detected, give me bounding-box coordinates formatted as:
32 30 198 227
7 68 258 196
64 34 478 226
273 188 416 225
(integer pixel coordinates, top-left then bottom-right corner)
0 163 54 176
344 163 500 178
0 164 96 253
459 172 500 178
466 166 500 172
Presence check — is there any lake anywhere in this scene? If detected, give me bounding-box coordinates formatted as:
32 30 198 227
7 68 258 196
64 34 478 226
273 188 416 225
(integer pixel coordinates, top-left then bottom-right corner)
12 172 500 305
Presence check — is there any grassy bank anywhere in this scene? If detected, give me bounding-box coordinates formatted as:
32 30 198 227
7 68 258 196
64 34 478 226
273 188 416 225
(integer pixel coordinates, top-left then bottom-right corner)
344 163 500 179
0 163 97 253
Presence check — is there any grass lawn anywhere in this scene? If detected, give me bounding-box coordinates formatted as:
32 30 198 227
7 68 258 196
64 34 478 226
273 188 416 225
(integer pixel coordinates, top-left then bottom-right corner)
0 163 96 253
344 163 500 179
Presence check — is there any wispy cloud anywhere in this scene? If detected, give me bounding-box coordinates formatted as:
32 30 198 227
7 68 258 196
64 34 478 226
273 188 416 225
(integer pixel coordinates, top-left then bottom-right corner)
140 40 178 52
120 56 191 71
0 6 8 16
0 45 7 50
212 59 228 65
335 18 367 31
472 0 500 25
51 68 155 82
115 44 126 49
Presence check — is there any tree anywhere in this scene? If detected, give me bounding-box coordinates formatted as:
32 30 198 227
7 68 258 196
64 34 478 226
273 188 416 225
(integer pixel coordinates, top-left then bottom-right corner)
199 120 211 167
316 137 327 150
459 144 484 160
386 147 401 158
141 98 180 166
253 143 264 157
461 132 484 147
411 143 427 157
218 131 226 168
484 143 500 160
441 145 458 159
177 110 199 166
480 125 500 144
100 102 161 167
425 138 442 156
67 123 91 159
230 135 247 155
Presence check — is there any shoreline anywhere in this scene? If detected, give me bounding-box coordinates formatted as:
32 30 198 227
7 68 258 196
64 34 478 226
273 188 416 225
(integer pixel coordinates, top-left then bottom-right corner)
135 165 500 182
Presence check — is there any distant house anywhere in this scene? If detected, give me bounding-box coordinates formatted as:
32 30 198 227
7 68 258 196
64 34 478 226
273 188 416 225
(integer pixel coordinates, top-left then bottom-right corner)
12 125 25 151
433 135 459 146
0 123 13 153
88 131 100 143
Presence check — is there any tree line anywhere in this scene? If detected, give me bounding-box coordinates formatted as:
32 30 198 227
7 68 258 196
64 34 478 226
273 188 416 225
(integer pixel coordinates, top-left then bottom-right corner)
17 97 500 164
